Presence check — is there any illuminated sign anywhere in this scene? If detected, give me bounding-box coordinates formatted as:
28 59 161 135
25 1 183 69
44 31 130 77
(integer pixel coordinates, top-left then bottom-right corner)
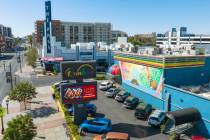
61 82 97 104
41 57 63 62
45 0 51 53
61 61 96 80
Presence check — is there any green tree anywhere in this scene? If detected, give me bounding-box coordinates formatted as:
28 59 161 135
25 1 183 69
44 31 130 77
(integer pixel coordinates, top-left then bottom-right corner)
0 106 6 134
3 114 37 140
26 47 37 66
27 35 33 48
9 82 37 110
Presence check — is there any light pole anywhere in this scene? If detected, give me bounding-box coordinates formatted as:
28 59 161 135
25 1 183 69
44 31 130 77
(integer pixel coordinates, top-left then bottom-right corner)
14 75 17 85
6 99 9 114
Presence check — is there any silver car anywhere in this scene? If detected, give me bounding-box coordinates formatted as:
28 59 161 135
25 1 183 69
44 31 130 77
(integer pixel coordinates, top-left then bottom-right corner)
105 88 121 98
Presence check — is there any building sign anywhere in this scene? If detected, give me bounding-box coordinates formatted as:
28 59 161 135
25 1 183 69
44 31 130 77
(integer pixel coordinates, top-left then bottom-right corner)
41 57 63 62
61 82 97 104
45 0 51 53
61 61 96 80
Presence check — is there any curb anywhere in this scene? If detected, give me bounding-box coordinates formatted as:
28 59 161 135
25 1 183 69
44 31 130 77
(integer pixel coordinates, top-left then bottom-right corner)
51 87 78 140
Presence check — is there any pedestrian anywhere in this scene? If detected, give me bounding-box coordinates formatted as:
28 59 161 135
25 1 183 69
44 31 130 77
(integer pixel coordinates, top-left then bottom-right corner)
57 106 60 112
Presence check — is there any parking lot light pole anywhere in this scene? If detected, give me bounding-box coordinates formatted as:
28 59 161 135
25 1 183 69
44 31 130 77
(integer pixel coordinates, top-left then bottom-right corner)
3 61 5 71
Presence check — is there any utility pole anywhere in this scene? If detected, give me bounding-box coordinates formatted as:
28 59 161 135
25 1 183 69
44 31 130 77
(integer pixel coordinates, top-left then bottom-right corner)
10 63 13 89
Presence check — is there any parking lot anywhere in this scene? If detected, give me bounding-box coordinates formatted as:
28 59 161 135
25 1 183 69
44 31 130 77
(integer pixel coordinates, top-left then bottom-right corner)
81 82 169 140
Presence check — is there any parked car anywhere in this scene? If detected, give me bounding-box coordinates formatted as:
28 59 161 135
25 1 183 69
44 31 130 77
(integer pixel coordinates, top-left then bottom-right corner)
134 102 152 120
123 96 139 109
105 88 121 98
67 103 97 117
115 91 130 102
94 132 130 140
79 118 112 134
148 110 166 127
99 81 113 91
86 103 97 117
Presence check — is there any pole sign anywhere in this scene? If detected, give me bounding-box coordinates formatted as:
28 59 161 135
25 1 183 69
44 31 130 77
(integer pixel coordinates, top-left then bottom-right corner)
61 61 96 80
60 81 97 104
45 0 51 54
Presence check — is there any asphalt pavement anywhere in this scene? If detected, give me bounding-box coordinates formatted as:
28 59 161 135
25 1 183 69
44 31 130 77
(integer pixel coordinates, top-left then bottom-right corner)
81 83 169 140
0 52 25 103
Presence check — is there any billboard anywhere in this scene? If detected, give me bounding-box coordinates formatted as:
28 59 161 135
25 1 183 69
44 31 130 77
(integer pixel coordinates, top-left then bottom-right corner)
60 81 97 104
61 61 96 80
119 61 164 98
45 0 51 53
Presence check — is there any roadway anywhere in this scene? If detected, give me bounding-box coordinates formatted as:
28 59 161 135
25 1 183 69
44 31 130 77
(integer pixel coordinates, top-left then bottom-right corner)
0 52 25 103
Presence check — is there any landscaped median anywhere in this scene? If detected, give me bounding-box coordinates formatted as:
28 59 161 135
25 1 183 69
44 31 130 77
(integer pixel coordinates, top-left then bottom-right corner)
51 85 81 140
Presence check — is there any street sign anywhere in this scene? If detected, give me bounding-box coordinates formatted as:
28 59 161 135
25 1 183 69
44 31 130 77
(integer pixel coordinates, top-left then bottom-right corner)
60 81 97 104
61 61 96 80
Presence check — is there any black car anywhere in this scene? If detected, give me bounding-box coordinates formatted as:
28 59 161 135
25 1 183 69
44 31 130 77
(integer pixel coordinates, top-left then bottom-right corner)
115 91 130 102
123 96 139 109
134 102 152 120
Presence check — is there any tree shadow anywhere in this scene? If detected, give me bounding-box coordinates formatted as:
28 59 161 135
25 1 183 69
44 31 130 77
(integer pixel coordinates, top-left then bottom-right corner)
28 106 57 118
112 123 160 138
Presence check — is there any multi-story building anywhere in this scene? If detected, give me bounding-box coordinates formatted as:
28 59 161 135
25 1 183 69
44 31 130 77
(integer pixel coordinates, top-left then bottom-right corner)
111 30 127 43
156 27 210 46
35 20 112 47
0 24 13 52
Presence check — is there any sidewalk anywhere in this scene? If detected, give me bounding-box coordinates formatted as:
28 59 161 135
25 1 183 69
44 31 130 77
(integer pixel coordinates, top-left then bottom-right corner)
0 65 69 140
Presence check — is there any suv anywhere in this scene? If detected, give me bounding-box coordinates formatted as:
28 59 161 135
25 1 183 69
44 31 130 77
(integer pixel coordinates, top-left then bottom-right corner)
134 102 152 120
105 88 121 98
148 110 165 127
99 81 113 91
123 96 139 109
79 118 112 134
115 91 130 102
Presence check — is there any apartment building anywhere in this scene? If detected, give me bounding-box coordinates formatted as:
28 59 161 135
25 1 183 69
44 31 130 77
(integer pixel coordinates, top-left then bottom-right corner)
0 24 13 52
111 30 127 43
156 27 210 46
35 20 112 47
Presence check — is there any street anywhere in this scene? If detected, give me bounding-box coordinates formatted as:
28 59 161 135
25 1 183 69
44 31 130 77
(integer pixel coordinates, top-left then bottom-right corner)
0 52 25 103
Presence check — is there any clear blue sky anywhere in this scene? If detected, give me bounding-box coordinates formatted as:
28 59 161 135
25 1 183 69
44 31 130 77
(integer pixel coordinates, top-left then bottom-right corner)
1 0 210 37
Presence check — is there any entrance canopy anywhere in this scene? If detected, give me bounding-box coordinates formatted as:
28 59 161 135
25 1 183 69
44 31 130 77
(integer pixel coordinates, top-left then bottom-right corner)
167 108 201 126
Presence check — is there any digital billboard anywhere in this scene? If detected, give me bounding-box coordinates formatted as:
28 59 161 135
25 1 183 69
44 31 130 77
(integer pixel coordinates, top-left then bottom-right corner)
60 81 97 104
119 61 164 98
61 61 96 80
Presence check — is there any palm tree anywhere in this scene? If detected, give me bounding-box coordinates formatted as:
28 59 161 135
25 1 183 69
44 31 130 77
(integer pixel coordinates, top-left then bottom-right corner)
27 35 33 48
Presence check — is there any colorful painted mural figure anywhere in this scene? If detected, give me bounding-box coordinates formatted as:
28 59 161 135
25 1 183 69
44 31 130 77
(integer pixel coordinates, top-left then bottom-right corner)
119 61 163 98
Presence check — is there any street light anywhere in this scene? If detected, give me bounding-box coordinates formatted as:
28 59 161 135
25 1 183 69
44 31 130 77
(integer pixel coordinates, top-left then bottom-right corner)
6 99 9 114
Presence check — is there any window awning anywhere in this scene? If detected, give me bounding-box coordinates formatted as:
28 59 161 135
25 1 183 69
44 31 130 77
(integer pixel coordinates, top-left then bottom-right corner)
167 108 201 126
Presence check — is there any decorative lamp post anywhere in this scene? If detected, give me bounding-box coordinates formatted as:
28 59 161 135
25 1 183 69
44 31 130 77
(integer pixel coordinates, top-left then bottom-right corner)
6 99 9 114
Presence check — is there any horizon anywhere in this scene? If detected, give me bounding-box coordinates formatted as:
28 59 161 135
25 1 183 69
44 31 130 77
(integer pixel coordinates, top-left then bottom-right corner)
0 0 210 37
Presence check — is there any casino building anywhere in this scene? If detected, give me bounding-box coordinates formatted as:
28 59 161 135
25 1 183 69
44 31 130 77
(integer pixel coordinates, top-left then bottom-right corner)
112 52 210 138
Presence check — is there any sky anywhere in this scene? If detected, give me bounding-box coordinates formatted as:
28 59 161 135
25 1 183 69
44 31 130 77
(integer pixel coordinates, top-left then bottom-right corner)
0 0 210 37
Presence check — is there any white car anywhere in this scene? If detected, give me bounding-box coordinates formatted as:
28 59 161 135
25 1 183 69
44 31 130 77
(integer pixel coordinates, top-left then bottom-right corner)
99 81 113 91
148 110 165 127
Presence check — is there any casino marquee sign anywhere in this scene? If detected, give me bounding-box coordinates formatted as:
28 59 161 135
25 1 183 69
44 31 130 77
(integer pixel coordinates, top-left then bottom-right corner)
60 81 97 104
61 61 96 80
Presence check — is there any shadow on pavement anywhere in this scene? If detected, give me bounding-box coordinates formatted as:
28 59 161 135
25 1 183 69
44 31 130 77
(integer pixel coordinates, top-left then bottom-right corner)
94 113 105 118
28 106 57 118
112 123 160 138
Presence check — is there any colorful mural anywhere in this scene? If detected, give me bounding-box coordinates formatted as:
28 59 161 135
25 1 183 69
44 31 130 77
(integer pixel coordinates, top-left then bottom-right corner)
119 61 163 98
